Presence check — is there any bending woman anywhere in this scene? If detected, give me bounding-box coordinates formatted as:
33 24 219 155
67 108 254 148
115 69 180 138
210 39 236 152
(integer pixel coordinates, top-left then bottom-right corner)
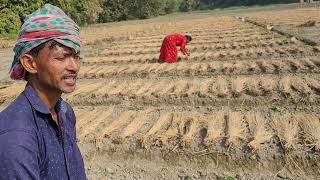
159 34 192 63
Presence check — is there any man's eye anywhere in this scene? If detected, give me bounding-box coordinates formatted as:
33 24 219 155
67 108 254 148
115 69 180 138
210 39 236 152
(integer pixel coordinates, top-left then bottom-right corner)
55 57 65 60
74 55 81 61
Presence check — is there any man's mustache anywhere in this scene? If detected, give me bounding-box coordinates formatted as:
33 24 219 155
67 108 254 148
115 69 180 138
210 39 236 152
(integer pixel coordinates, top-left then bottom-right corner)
63 71 78 78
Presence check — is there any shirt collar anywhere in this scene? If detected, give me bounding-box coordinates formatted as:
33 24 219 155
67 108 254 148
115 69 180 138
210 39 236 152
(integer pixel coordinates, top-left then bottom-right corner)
23 83 63 114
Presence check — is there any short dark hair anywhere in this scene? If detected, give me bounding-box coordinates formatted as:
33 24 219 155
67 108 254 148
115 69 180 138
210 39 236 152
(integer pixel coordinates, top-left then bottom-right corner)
28 42 46 56
185 35 192 42
28 40 66 57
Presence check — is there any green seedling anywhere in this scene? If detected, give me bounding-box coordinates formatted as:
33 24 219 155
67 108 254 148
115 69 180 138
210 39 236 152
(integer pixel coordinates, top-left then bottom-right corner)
271 106 281 112
225 176 235 180
294 104 303 112
104 168 113 177
130 105 144 112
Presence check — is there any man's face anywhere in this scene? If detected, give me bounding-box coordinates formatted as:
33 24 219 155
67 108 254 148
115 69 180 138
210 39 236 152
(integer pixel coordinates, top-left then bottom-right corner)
33 41 80 94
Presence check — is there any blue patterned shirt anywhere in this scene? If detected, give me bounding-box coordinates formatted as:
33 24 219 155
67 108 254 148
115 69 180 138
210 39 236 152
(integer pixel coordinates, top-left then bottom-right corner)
0 83 86 180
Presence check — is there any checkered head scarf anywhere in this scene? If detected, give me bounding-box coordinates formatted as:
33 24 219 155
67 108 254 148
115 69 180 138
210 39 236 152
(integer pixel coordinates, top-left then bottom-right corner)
10 4 80 80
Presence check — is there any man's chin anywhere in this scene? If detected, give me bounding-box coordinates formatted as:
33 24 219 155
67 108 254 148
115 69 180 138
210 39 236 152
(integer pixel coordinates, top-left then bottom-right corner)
62 86 76 94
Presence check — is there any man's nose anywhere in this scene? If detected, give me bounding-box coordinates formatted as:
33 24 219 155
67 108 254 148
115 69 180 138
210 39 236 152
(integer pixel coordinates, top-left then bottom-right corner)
66 56 80 71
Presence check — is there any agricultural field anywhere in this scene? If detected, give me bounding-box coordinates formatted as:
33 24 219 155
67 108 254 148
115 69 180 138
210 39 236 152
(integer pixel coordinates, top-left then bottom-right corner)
1 4 320 180
245 6 320 46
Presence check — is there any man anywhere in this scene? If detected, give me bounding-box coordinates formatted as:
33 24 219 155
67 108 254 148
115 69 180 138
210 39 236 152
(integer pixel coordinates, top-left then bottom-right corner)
159 34 192 63
0 4 86 180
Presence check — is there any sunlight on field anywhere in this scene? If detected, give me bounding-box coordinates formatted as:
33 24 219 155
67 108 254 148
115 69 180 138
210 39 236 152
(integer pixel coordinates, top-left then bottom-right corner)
1 4 320 179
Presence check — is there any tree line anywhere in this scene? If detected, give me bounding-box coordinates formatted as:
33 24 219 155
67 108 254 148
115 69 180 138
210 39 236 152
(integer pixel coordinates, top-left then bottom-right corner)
199 0 297 9
0 0 297 37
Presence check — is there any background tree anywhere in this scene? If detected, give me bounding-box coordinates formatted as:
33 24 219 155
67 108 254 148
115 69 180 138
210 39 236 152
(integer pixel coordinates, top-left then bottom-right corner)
99 0 129 22
180 0 201 11
0 8 21 35
164 0 182 14
199 0 297 8
84 0 103 24
0 0 299 37
127 0 166 19
0 0 43 36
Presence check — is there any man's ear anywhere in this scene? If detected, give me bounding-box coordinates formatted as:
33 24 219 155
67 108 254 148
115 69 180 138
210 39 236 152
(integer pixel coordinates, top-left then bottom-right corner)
20 54 37 74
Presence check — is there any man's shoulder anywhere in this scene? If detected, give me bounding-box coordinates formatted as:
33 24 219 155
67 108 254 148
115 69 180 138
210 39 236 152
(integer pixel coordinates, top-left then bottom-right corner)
60 99 77 122
59 99 74 114
0 93 34 133
1 92 31 116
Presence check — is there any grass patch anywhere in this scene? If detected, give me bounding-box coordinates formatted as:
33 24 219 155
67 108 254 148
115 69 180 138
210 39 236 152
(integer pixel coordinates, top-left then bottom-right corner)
129 105 144 112
184 175 193 180
225 176 235 180
103 168 113 177
0 32 17 39
216 176 235 180
294 104 304 112
271 106 281 113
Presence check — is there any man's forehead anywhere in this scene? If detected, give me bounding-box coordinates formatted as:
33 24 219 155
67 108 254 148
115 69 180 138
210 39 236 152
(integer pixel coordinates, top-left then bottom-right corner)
46 41 78 54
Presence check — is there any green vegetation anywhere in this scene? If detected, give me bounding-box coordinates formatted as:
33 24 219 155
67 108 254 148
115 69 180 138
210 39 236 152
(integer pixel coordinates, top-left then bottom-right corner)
103 168 114 177
183 175 193 180
0 0 102 37
98 0 183 22
0 0 41 37
129 105 144 112
199 0 297 9
225 176 235 180
0 8 21 36
294 104 303 112
271 105 281 112
216 175 235 180
0 0 298 37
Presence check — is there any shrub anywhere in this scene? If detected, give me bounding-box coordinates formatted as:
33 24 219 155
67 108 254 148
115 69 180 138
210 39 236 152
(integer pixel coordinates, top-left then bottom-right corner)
0 8 21 35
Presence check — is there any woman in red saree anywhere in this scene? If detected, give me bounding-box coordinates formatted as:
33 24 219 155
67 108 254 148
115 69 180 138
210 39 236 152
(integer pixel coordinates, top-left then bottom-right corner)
159 34 192 63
